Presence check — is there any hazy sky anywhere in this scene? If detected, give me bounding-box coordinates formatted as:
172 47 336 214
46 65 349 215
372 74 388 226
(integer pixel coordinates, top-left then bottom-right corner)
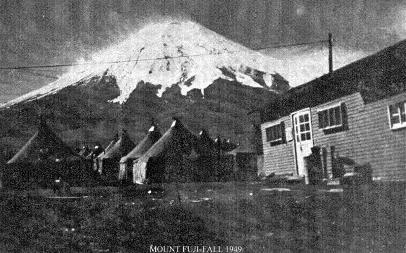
0 0 405 103
187 0 406 50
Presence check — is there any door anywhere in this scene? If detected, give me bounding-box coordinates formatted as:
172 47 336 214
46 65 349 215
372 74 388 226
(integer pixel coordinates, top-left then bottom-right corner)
292 109 313 176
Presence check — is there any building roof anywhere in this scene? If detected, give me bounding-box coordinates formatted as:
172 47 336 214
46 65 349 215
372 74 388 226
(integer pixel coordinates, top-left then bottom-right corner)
7 120 78 164
262 39 406 122
120 125 162 163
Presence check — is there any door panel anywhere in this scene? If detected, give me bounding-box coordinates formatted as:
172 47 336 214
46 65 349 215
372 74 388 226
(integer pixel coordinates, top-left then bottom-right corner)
292 110 313 176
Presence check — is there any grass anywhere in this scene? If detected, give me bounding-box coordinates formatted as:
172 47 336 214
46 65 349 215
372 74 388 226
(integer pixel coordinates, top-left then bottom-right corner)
0 182 405 252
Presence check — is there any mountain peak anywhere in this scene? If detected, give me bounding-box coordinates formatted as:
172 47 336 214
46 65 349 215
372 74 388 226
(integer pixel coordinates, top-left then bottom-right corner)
2 19 285 108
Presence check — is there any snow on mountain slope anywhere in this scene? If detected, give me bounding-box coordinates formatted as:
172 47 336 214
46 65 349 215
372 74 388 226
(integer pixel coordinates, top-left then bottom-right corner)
2 20 282 107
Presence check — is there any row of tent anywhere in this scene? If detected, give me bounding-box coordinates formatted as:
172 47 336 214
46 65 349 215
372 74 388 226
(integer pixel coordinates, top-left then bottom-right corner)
92 118 241 184
3 117 257 188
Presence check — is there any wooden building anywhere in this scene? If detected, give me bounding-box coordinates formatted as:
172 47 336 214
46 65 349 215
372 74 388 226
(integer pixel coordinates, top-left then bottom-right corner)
260 40 406 181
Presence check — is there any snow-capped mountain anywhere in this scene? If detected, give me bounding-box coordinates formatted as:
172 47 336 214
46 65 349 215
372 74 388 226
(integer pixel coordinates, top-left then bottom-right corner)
0 20 289 152
2 20 288 108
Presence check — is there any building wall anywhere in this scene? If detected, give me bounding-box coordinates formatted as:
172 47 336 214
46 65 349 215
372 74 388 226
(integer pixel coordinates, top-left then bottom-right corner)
312 92 406 181
261 91 406 181
260 115 295 176
310 92 364 178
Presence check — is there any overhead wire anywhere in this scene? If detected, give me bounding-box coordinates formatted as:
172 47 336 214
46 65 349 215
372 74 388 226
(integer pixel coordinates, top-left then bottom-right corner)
0 39 328 71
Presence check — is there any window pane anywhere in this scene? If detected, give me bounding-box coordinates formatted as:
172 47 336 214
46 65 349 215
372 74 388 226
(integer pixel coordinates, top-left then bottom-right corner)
319 104 346 130
391 115 400 124
304 114 309 122
329 108 335 126
389 104 401 126
306 132 311 140
305 123 310 131
275 126 281 139
390 104 400 117
323 111 328 128
318 112 324 128
301 133 306 141
266 127 277 141
268 124 285 142
389 104 397 115
272 127 277 140
401 103 406 123
334 107 342 125
299 115 304 123
300 124 305 132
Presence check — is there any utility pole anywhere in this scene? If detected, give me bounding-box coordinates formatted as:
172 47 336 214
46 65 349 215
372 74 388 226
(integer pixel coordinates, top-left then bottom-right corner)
328 33 333 74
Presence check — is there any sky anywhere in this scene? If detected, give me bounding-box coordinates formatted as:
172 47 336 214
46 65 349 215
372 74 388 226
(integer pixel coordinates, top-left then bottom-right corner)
0 0 405 103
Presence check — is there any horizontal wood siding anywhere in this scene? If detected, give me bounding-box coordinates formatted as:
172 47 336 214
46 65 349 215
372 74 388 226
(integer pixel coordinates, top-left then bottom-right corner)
312 92 406 180
260 117 295 176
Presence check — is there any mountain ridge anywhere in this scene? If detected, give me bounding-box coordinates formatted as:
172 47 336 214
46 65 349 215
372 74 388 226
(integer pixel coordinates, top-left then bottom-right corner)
1 20 288 108
0 20 286 154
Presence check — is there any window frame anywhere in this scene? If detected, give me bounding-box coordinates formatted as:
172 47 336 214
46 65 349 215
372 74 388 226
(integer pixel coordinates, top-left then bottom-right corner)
388 101 406 130
317 102 344 130
265 121 286 146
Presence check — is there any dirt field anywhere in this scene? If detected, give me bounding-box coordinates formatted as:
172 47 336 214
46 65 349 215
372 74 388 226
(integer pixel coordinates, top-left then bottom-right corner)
0 182 405 252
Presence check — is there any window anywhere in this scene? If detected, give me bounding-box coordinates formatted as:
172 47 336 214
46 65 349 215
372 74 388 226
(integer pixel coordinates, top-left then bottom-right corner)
318 103 344 130
388 102 406 129
295 113 311 141
265 122 286 145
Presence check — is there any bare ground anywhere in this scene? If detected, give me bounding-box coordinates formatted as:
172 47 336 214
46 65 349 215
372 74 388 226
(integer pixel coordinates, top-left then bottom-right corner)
0 182 405 253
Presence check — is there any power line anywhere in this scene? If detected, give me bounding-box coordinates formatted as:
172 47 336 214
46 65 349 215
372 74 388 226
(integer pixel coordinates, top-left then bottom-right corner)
255 40 327 50
0 39 327 71
19 69 59 79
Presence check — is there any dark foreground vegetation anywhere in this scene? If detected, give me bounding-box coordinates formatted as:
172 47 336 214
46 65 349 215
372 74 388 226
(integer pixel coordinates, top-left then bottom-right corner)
0 182 405 252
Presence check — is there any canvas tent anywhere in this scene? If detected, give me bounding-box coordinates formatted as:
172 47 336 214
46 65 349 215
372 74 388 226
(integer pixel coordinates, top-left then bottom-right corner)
132 118 197 184
227 143 258 181
4 120 88 188
214 137 237 152
118 125 161 182
195 129 217 156
78 146 91 157
210 137 237 181
87 144 104 160
227 125 262 181
93 133 118 171
189 129 220 181
97 130 135 180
